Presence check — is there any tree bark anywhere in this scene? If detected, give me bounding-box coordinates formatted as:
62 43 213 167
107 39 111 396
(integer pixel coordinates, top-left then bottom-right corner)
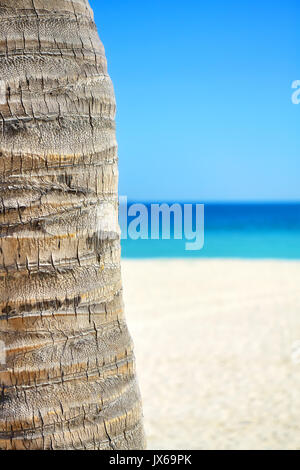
0 0 145 450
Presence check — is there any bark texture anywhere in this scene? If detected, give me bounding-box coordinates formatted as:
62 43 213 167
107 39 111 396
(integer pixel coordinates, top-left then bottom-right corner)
0 0 145 450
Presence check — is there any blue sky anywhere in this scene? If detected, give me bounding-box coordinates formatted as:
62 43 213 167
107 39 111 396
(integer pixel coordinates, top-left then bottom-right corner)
90 0 299 202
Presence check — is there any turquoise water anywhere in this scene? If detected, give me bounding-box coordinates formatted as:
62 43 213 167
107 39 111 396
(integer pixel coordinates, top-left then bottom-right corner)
121 203 300 259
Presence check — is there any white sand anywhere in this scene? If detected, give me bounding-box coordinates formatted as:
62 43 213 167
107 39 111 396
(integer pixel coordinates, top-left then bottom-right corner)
122 259 300 450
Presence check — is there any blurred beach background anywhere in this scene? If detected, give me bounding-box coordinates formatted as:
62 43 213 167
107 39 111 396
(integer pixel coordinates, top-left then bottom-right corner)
121 207 300 449
90 0 300 449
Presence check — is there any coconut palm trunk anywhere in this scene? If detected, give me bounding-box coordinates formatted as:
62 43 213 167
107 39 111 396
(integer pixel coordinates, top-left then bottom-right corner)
0 0 145 450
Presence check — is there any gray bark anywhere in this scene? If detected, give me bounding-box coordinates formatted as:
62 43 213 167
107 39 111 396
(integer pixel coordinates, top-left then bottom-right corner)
0 0 145 450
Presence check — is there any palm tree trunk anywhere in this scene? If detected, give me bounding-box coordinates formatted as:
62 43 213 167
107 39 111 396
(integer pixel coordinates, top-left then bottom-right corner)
0 0 145 450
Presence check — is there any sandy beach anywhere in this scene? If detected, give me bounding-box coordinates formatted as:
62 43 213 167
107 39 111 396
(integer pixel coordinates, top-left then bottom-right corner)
122 259 300 450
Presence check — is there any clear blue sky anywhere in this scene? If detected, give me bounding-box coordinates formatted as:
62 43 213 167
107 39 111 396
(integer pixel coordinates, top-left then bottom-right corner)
90 0 299 202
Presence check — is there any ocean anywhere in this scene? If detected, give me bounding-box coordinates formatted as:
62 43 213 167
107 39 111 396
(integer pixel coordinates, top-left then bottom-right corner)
120 203 300 259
